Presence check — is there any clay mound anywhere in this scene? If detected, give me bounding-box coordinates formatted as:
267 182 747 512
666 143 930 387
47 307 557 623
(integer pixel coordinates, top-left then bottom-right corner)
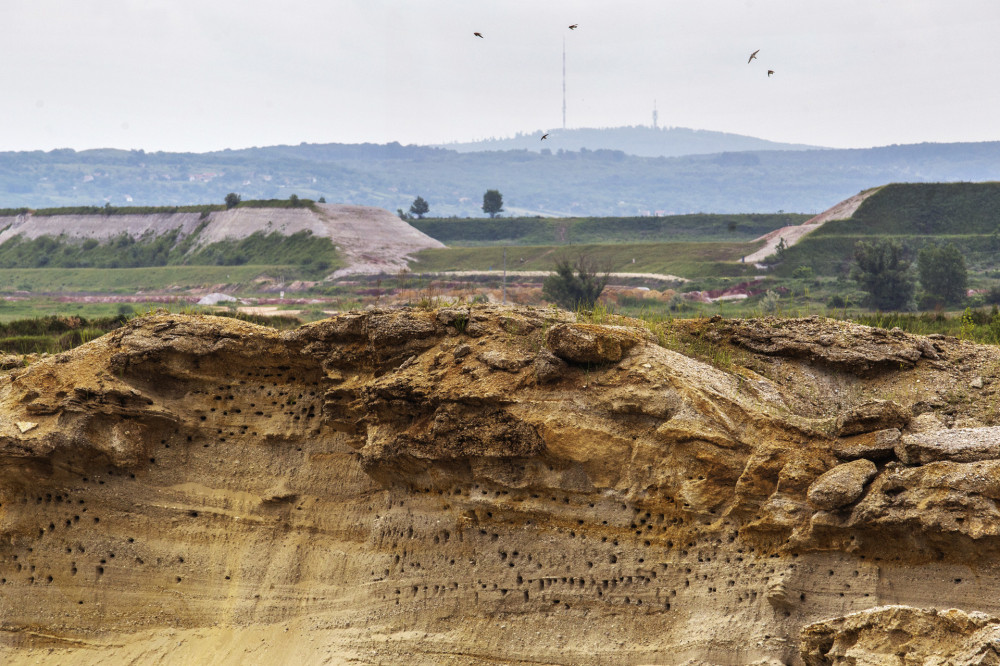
0 204 444 278
0 212 207 243
0 308 998 664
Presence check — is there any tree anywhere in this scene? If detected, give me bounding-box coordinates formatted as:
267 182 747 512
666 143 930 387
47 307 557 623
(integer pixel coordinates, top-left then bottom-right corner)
542 255 611 311
224 192 241 209
851 238 915 311
774 237 788 261
482 189 504 218
918 242 967 307
409 196 429 219
289 194 301 207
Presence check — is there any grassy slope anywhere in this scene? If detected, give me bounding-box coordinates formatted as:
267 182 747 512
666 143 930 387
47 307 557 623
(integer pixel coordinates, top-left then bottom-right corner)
775 182 1000 278
0 265 293 293
410 213 809 246
410 241 763 278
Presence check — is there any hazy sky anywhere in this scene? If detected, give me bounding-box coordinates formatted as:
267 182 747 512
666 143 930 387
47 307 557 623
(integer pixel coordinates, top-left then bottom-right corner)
2 0 998 153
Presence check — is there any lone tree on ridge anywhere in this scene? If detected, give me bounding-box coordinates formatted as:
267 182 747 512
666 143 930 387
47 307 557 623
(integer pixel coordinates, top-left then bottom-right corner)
409 196 430 219
482 189 504 218
224 192 241 209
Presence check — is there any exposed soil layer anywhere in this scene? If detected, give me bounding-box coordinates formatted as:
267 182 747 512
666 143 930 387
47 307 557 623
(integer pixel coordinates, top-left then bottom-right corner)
0 307 998 664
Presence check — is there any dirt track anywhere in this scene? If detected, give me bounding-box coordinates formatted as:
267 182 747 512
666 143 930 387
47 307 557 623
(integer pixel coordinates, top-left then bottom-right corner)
743 187 882 263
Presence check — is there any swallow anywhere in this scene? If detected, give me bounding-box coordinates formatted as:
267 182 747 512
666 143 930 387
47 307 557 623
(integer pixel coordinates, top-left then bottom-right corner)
767 70 774 77
569 24 578 30
474 32 484 38
541 133 549 140
748 49 759 63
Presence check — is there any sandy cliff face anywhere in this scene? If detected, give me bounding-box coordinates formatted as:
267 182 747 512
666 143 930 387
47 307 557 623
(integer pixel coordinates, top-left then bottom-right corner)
0 307 998 665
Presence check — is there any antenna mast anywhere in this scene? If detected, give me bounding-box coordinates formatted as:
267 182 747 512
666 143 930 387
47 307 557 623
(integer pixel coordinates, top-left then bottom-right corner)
562 38 566 130
653 100 658 128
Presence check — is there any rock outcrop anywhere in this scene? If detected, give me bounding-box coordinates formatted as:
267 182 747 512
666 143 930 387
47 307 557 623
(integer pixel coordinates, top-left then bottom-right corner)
801 606 1000 665
0 307 998 664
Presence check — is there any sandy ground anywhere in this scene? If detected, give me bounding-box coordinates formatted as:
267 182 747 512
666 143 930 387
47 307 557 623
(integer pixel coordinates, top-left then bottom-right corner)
235 306 302 316
743 187 882 263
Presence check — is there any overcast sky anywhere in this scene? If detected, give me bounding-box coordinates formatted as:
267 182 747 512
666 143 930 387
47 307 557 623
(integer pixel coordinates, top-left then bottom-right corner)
1 0 998 153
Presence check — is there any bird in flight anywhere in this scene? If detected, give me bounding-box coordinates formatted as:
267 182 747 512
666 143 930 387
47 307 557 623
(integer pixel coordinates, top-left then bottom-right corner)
474 32 484 38
748 49 759 63
767 70 774 77
569 24 578 30
541 133 549 140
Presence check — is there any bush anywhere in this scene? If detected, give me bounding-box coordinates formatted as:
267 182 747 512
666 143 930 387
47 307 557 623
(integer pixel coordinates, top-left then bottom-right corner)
792 265 814 279
827 294 847 308
851 238 915 311
760 290 780 313
542 255 610 310
917 242 967 307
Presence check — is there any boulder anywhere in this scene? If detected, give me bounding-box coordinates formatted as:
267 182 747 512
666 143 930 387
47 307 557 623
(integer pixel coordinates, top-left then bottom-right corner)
832 428 901 462
897 426 1000 464
835 399 909 436
545 323 649 364
479 349 530 373
533 349 567 383
807 458 878 510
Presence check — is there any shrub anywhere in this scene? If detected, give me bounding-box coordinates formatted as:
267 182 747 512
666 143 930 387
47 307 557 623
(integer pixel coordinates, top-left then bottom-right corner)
542 255 610 310
917 242 967 307
851 238 915 311
792 265 814 279
760 290 780 313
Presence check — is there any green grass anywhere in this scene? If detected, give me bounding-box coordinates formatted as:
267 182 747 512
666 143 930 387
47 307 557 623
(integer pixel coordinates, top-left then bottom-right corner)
0 229 342 276
0 309 309 353
186 231 341 274
0 265 296 293
0 300 133 322
836 182 1000 236
770 183 1000 278
409 240 764 279
775 232 1000 278
410 213 808 246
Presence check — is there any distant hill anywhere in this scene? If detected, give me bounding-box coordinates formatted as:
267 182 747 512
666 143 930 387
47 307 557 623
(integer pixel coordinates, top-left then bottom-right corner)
773 182 1000 277
1 141 1000 216
437 125 822 157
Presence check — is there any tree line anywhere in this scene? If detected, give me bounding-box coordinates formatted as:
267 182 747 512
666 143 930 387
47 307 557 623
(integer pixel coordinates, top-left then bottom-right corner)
852 238 968 310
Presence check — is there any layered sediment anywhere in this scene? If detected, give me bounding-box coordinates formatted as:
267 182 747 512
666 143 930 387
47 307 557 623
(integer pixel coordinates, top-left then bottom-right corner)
0 307 998 664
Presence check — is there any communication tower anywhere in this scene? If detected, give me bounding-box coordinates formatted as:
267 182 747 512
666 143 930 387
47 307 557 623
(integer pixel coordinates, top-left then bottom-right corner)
562 39 567 129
